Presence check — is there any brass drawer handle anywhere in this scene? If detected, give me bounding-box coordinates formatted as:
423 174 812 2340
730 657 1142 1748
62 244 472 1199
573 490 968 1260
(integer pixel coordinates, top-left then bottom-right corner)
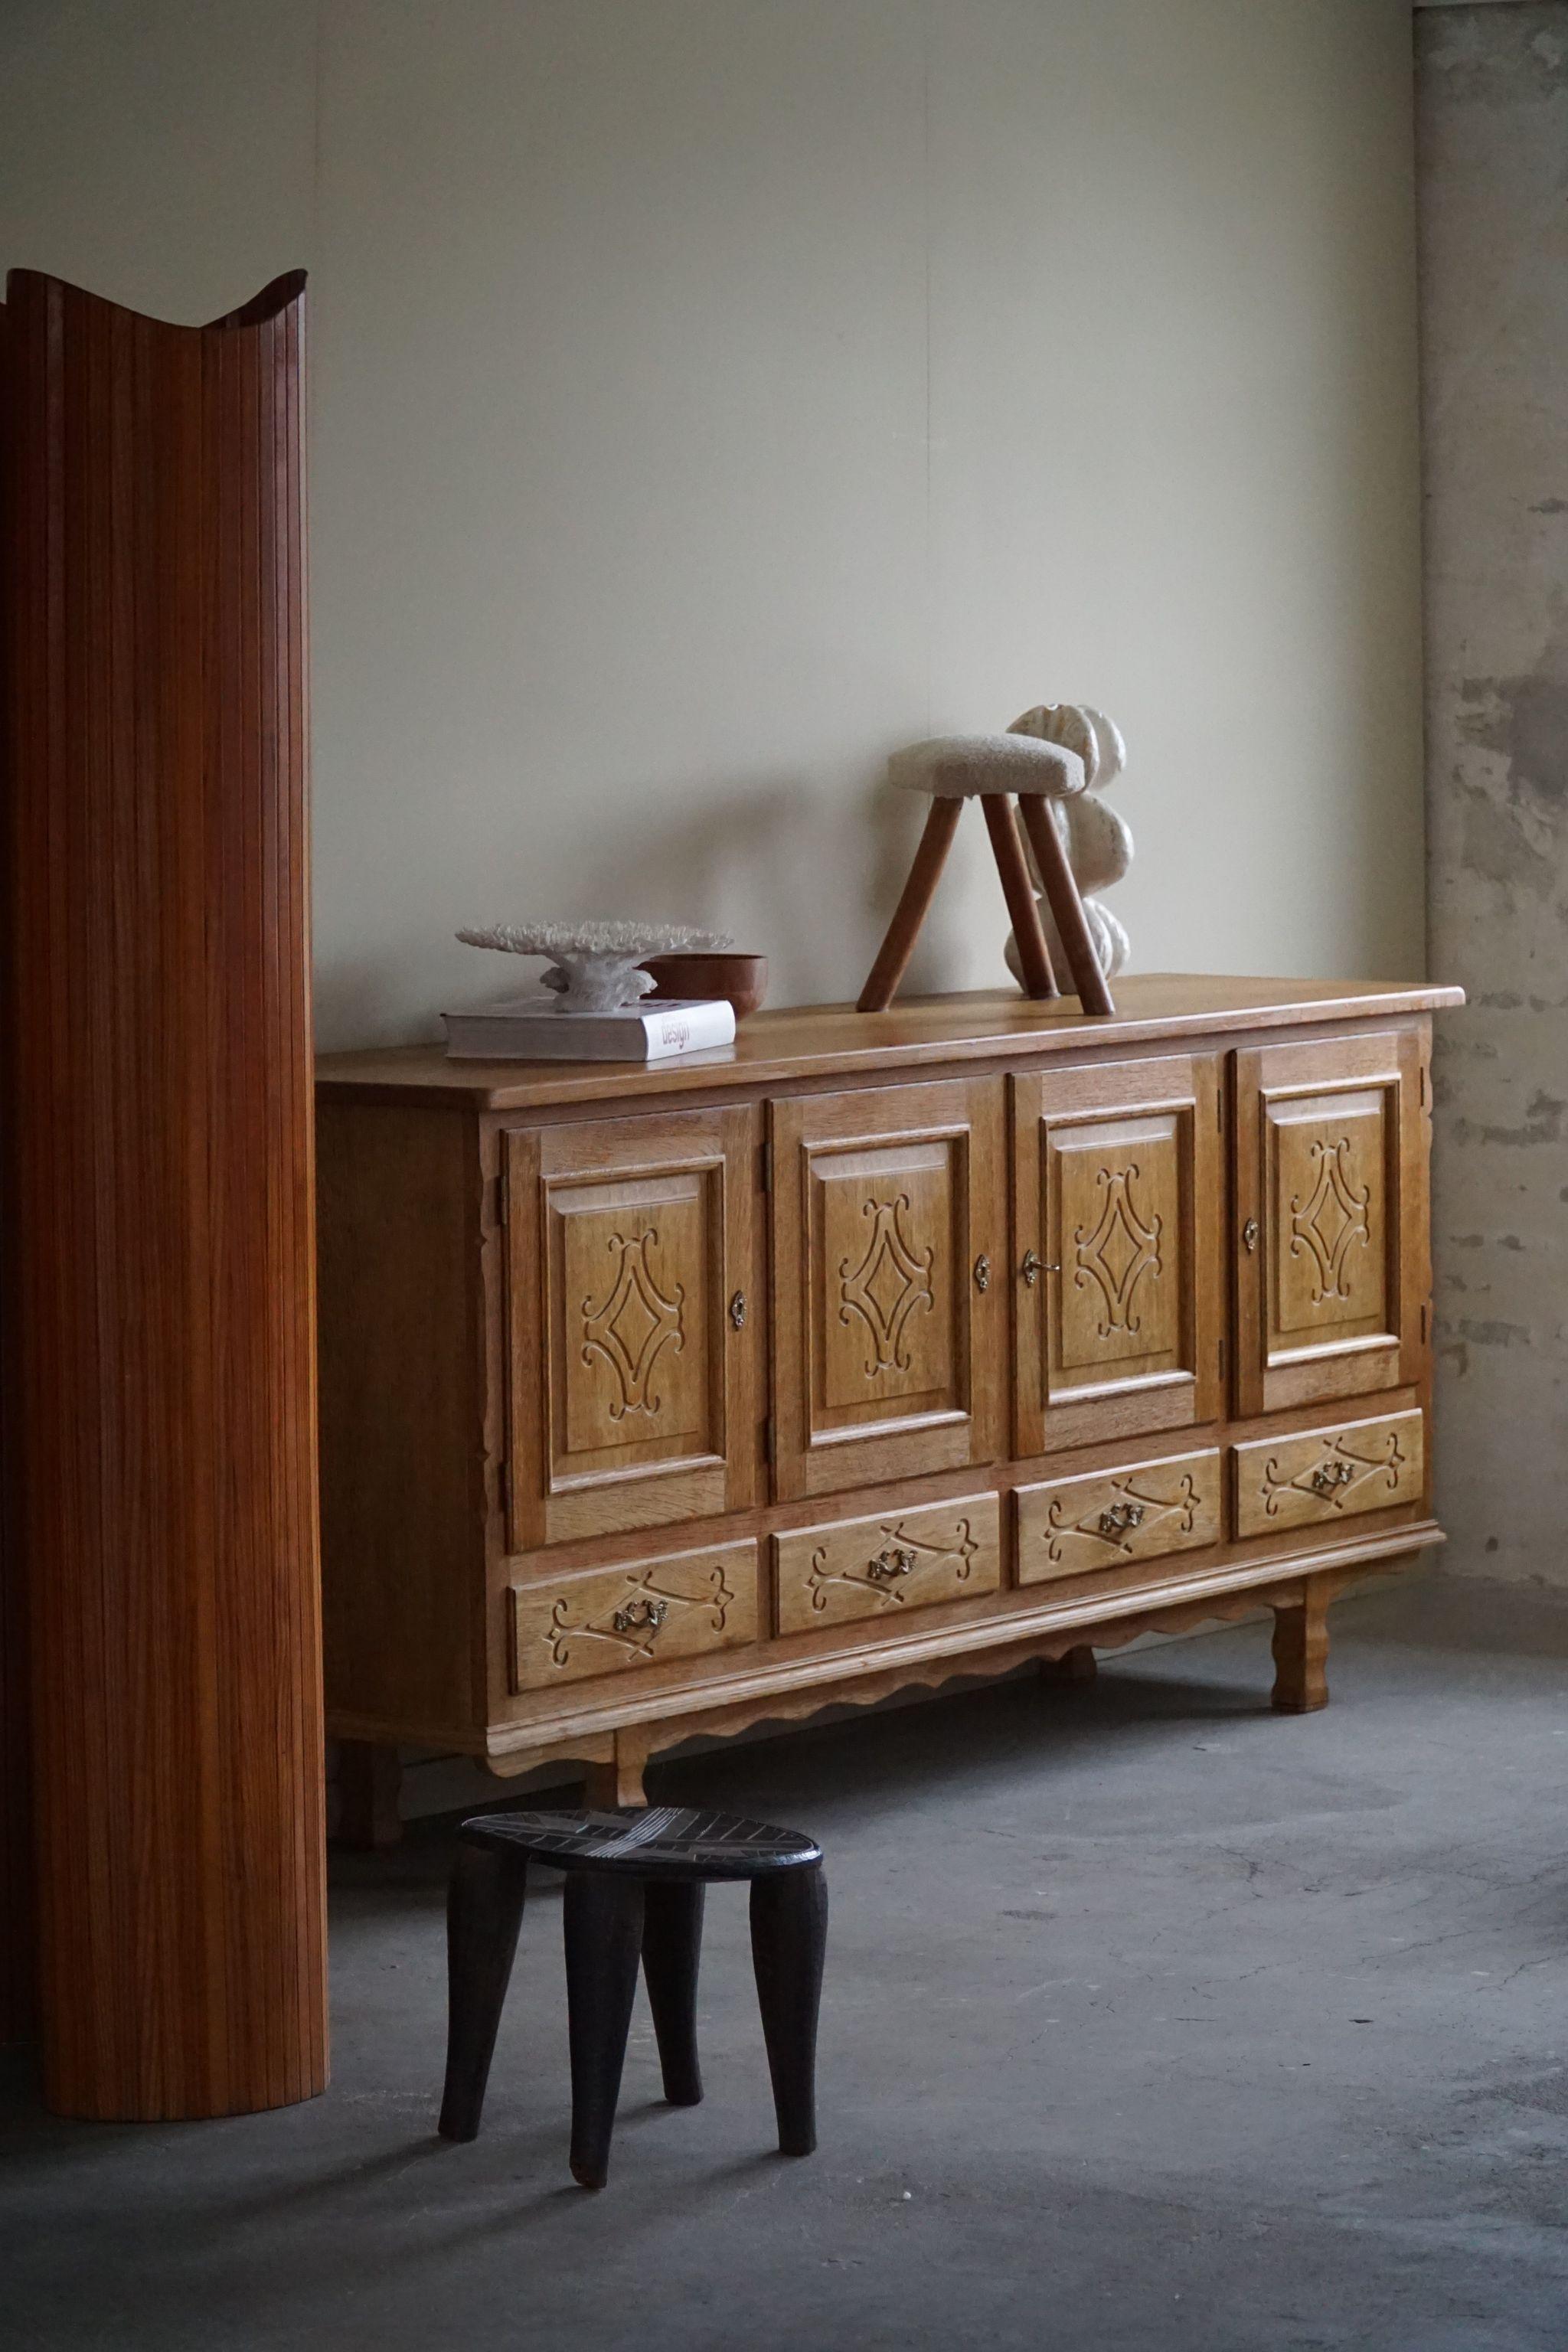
1020 1250 1060 1288
729 1289 747 1331
1242 1217 1260 1254
1309 1460 1354 1495
973 1254 991 1294
612 1596 668 1635
867 1544 917 1580
1096 1500 1146 1537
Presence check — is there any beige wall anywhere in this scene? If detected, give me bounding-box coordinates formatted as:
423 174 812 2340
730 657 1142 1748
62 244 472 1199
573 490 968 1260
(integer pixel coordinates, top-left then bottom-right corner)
1 0 1426 1046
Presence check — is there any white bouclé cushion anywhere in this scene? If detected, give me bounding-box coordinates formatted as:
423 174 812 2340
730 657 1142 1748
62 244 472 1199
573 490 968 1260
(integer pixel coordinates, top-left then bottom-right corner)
887 733 1087 799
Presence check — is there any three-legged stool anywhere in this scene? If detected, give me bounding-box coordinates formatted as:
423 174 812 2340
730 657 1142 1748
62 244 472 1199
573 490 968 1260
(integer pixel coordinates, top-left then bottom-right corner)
857 729 1115 1016
438 1805 828 2189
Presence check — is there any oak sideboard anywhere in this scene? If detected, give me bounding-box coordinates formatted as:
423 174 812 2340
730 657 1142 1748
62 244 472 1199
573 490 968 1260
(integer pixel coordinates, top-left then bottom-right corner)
316 977 1462 1834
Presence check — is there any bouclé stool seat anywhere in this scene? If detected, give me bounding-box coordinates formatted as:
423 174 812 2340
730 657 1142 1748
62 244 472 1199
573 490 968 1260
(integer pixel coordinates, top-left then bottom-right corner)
438 1806 828 2189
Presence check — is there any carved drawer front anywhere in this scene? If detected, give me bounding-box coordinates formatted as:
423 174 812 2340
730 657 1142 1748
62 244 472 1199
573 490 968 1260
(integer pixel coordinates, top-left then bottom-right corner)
1012 1054 1222 1455
774 1494 1001 1635
1233 1030 1426 1416
1016 1449 1222 1586
510 1540 759 1694
505 1105 760 1549
1232 1410 1423 1540
769 1078 1005 1502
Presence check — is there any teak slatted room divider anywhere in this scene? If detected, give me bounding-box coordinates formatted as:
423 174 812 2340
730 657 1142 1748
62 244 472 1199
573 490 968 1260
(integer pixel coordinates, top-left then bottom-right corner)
0 299 30 2054
1 271 326 2116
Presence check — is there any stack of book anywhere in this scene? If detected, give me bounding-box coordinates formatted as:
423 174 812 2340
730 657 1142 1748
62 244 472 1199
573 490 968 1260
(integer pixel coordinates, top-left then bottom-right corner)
441 995 737 1063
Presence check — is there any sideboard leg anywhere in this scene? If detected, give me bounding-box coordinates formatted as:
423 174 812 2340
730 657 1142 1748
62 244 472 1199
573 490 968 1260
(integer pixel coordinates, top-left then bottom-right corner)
1272 1585 1330 1713
1040 1645 1097 1687
335 1740 403 1848
585 1731 648 1811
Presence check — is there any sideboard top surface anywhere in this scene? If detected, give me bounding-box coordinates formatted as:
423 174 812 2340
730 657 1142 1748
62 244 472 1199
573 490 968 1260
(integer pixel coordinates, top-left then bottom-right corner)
315 975 1465 1112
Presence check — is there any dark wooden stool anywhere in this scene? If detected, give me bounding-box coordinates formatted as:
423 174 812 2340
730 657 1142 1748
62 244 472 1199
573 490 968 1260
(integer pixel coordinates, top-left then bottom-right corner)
438 1805 828 2189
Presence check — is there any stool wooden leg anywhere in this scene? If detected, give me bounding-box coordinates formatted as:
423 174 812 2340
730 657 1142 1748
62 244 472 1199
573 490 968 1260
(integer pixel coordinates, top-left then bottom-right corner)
564 1873 646 2188
438 1844 528 2142
982 795 1059 999
1017 797 1114 1015
750 1864 828 2158
1272 1583 1330 1713
858 797 964 1012
641 1880 704 2106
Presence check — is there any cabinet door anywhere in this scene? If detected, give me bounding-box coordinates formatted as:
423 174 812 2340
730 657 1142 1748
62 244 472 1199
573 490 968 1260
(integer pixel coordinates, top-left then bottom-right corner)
505 1106 760 1547
769 1080 1004 1501
1012 1054 1223 1455
1233 1029 1426 1416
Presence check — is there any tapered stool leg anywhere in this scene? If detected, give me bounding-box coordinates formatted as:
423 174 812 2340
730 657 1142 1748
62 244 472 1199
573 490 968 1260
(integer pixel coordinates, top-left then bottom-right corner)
439 1843 528 2142
858 798 964 1011
982 794 1059 999
1017 796 1114 1015
750 1865 828 2157
564 1873 647 2187
642 1880 705 2106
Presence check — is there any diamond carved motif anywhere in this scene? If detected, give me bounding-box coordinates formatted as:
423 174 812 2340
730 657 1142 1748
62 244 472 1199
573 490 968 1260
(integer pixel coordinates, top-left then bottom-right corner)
1259 1429 1404 1517
838 1193 935 1379
1289 1137 1370 1305
545 1560 735 1671
580 1227 684 1421
1073 1162 1161 1339
1045 1472 1199 1565
806 1517 978 1613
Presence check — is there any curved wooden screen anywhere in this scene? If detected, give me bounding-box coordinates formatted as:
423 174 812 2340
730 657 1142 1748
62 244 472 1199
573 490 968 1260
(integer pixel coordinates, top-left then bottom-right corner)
0 299 34 2056
2 271 325 2117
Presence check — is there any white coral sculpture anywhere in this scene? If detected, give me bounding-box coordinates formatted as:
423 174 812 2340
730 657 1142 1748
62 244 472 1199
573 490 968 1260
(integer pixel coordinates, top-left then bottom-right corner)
456 920 733 1014
1002 703 1132 984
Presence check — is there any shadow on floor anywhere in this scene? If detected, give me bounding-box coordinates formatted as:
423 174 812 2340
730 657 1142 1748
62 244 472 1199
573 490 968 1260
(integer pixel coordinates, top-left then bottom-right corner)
4 1570 1568 2352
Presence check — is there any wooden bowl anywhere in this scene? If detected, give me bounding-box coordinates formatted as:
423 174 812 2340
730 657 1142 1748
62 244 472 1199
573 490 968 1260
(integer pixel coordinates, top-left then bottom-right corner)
642 952 769 1021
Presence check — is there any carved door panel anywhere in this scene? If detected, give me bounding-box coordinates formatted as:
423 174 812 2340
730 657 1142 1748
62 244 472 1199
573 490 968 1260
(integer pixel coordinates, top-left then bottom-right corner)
505 1106 760 1546
1233 1028 1426 1416
769 1079 1004 1501
1013 1054 1223 1455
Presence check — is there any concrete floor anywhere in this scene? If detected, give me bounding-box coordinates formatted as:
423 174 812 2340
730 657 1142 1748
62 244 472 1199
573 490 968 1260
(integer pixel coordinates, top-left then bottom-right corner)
5 1569 1568 2350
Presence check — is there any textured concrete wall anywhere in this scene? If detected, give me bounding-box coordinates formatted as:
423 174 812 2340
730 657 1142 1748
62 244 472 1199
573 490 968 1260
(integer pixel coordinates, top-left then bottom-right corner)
1419 3 1568 1579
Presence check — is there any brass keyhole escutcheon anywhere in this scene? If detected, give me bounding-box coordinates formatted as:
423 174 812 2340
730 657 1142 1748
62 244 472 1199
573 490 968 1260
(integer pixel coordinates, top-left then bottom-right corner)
1242 1217 1260 1254
973 1254 991 1294
729 1290 747 1330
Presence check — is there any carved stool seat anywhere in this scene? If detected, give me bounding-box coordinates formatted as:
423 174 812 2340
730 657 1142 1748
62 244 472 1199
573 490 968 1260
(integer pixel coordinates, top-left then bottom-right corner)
438 1805 828 2189
858 731 1114 1016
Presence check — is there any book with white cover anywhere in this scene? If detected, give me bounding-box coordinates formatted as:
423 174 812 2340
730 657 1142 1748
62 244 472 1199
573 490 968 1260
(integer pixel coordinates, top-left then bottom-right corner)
441 994 737 1062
